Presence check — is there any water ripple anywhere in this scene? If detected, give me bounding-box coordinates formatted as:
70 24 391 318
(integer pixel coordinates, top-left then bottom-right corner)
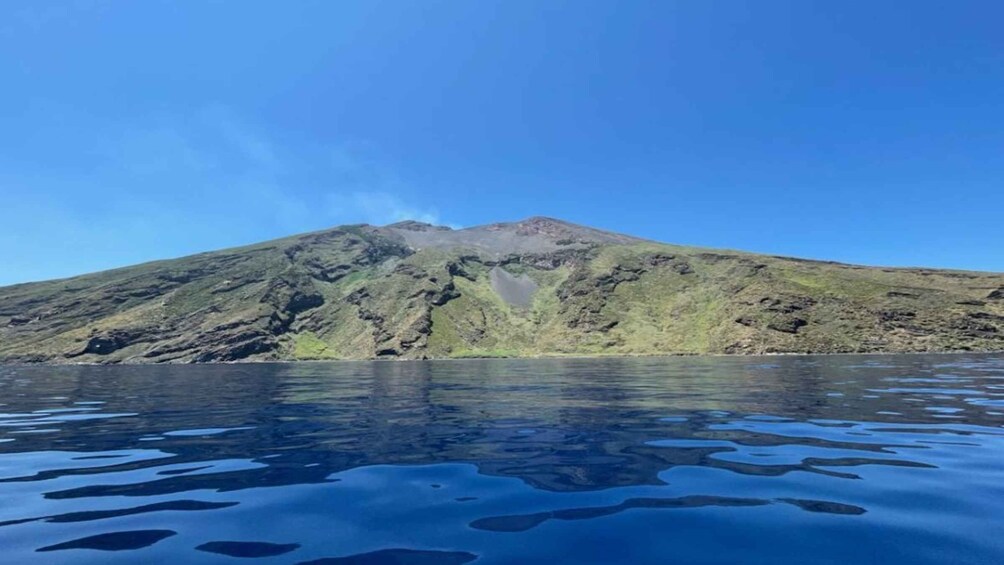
0 354 1002 564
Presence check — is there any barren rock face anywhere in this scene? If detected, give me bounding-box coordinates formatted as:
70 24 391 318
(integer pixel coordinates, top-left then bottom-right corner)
489 267 538 308
1 218 1002 363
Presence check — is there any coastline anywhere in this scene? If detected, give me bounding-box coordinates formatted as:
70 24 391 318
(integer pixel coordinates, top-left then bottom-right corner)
4 348 1002 367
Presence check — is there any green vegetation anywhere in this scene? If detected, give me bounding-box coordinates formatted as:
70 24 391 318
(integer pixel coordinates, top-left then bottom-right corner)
291 332 338 360
1 216 1002 364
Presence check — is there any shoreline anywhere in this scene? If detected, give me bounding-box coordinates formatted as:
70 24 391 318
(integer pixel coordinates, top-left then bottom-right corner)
3 348 1003 367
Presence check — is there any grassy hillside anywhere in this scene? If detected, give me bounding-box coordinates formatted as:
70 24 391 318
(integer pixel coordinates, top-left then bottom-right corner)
2 217 1002 363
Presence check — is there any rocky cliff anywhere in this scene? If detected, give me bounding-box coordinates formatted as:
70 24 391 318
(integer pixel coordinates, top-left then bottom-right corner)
2 217 1003 363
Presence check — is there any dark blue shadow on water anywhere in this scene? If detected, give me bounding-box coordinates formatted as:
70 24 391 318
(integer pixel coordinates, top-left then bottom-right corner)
196 540 301 557
36 529 176 552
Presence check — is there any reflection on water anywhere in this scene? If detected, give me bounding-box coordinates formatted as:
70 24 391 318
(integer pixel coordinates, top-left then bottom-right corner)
1 354 1002 564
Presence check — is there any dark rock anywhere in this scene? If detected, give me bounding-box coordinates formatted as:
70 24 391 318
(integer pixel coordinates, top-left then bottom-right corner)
950 315 1000 338
446 261 476 281
724 341 753 354
877 310 934 337
262 279 324 319
499 248 591 271
286 291 324 315
431 282 460 306
645 253 676 267
759 296 816 314
879 310 916 323
393 264 428 279
767 318 808 334
646 253 694 275
78 330 142 356
596 320 619 332
192 335 276 362
346 288 370 304
556 265 645 332
83 336 122 355
988 288 1004 300
671 261 694 275
968 312 1004 323
308 263 352 282
695 253 731 263
157 268 209 284
887 291 919 299
915 270 978 279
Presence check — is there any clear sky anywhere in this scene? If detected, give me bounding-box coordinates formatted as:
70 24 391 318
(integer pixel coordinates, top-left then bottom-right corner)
2 0 1002 286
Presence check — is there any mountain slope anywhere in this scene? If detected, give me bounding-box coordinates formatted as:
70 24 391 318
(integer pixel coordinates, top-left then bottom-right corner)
2 217 1003 363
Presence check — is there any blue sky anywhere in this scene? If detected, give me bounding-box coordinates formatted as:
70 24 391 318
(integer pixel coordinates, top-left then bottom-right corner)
2 0 1002 285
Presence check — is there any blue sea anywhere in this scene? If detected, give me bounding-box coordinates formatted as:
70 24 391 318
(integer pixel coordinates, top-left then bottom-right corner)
1 354 1002 564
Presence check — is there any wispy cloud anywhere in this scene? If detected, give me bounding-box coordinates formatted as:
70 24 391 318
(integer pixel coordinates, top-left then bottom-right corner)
0 106 450 284
111 107 446 229
327 192 443 226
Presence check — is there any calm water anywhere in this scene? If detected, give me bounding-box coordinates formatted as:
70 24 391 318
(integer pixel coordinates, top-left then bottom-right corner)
1 355 1003 564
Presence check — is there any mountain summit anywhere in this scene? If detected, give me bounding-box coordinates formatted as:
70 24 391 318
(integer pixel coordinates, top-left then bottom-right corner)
2 218 1002 363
